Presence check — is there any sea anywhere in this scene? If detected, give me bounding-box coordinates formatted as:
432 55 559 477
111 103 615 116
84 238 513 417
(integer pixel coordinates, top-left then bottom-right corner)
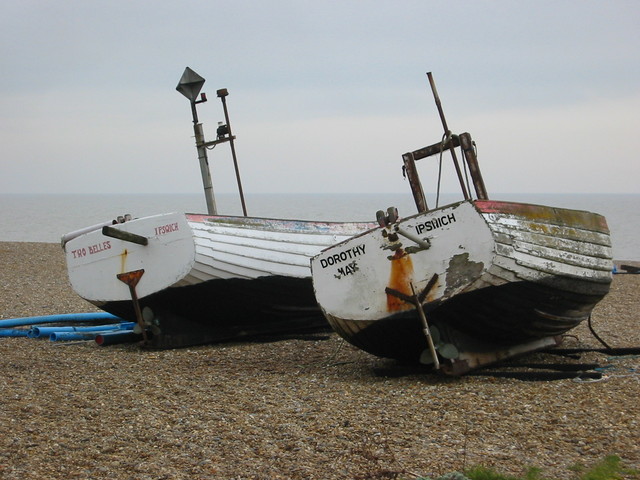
1 192 638 260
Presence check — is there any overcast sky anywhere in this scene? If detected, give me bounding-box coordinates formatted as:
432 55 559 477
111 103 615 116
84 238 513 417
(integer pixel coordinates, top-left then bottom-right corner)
1 0 638 195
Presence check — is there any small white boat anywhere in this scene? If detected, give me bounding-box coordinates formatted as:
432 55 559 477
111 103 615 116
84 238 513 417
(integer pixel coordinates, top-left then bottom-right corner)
310 73 613 374
60 67 373 348
62 213 371 348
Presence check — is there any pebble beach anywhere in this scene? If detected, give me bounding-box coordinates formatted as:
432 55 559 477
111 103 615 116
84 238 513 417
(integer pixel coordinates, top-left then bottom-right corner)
0 241 638 479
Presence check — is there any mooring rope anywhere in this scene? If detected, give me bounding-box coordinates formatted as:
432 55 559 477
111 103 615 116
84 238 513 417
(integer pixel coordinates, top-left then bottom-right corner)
588 314 612 350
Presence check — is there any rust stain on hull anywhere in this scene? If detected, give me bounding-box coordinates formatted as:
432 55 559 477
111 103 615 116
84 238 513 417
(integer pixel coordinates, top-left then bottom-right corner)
120 249 129 274
386 248 414 312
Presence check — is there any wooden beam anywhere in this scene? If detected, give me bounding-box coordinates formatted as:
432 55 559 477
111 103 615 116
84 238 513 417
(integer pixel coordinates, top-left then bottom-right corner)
402 152 428 212
407 135 461 161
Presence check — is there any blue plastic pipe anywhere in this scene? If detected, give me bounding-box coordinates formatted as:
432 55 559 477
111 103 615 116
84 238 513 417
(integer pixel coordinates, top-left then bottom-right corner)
29 322 135 338
95 331 142 346
49 329 124 342
0 313 122 329
0 329 30 337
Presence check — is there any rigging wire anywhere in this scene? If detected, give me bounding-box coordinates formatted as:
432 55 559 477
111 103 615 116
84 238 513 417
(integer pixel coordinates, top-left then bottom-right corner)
460 142 472 199
436 132 475 206
435 132 447 208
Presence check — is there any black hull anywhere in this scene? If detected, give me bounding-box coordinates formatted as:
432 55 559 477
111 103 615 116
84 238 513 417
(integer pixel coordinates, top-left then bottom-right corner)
335 277 610 367
98 275 329 348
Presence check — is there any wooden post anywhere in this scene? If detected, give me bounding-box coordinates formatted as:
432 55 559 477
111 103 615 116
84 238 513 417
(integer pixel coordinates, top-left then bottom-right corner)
218 89 248 217
427 72 470 200
460 133 488 200
410 282 440 370
402 152 428 212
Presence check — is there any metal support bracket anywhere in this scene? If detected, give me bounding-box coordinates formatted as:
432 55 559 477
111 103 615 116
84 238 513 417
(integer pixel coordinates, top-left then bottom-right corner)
116 269 148 343
102 226 148 246
385 273 440 369
394 226 431 250
410 282 440 370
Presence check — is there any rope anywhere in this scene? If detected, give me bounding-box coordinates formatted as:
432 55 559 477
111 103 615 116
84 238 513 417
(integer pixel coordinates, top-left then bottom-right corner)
435 131 475 206
588 314 613 350
297 337 349 368
577 357 640 383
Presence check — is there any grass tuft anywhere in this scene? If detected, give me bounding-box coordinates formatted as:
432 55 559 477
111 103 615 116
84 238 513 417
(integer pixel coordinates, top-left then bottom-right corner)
463 456 638 480
568 455 639 480
414 455 639 480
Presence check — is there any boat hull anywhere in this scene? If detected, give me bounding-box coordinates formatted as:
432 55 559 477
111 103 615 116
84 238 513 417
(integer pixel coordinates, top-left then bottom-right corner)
97 274 326 348
63 212 373 348
311 200 613 374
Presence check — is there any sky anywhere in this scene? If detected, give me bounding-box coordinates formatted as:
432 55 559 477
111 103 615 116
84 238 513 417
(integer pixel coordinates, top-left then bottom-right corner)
1 0 639 195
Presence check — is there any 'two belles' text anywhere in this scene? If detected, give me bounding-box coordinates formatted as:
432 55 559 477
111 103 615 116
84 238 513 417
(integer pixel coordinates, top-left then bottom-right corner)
70 240 112 259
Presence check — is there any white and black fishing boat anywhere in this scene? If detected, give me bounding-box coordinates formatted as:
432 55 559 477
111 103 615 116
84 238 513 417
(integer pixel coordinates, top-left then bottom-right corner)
311 73 613 375
61 68 373 348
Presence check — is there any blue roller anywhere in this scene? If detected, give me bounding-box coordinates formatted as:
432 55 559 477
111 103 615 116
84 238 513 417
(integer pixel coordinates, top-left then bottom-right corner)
0 312 122 329
29 322 135 338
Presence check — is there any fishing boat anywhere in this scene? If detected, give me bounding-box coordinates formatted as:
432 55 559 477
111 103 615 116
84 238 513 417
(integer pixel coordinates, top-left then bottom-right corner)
61 68 373 348
311 73 613 375
62 213 372 348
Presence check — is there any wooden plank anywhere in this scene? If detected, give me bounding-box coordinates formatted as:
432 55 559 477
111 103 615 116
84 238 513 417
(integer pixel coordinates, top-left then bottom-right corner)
402 152 428 212
481 212 612 247
476 200 610 234
406 136 461 161
488 223 613 259
460 133 488 200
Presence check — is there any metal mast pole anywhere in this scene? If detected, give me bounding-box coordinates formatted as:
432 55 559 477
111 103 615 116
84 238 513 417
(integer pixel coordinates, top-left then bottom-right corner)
427 72 470 200
217 89 247 216
191 104 217 215
176 67 217 215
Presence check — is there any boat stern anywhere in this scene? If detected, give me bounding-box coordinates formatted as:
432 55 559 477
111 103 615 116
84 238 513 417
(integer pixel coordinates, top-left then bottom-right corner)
62 212 196 304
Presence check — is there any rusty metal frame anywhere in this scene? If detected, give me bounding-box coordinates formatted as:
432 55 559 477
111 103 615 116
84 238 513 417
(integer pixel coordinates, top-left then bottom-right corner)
404 73 489 213
403 132 488 213
116 269 147 343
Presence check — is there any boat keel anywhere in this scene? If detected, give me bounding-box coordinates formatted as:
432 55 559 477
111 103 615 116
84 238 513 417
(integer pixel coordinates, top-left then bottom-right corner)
428 322 562 375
